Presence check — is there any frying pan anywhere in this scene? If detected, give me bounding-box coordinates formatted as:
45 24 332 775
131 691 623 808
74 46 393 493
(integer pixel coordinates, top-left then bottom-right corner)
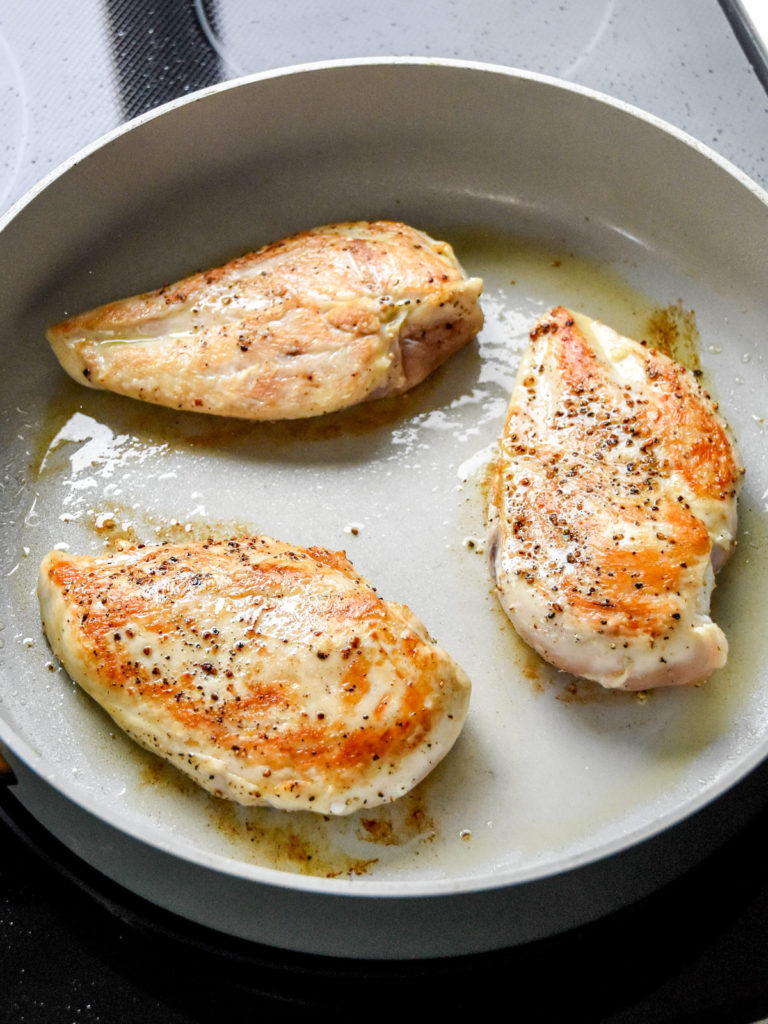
1 58 768 959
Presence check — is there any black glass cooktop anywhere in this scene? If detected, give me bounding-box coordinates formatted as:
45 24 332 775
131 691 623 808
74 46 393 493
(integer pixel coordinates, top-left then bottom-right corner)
4 777 768 1023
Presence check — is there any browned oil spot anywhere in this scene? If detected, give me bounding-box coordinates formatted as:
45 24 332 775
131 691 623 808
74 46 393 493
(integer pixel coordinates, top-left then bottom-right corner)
234 806 383 877
403 801 436 843
643 301 701 372
138 752 202 797
135 744 444 876
489 596 549 694
344 858 380 877
139 756 166 786
359 817 395 843
83 501 256 551
137 754 380 877
356 789 437 847
209 798 381 878
520 649 547 693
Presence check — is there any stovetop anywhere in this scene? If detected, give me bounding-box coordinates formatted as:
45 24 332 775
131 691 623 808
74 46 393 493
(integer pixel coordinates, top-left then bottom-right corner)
3 773 768 1022
2 2 768 1021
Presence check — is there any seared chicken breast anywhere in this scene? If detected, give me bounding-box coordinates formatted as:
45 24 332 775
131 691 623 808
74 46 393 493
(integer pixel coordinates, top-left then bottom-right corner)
488 307 743 690
46 221 483 420
38 536 470 814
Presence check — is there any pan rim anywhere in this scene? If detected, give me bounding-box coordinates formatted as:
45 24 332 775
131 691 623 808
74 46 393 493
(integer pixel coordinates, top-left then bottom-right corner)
2 55 767 237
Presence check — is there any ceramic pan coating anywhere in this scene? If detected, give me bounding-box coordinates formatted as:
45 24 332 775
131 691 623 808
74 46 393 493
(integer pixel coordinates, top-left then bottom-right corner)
1 59 768 958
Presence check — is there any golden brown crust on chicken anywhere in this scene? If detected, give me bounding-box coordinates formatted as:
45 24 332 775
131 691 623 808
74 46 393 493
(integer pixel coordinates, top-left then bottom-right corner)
38 536 471 813
46 221 483 420
488 307 743 690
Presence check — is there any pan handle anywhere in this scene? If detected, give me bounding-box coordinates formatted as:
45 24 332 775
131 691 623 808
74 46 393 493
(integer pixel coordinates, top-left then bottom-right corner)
718 0 768 94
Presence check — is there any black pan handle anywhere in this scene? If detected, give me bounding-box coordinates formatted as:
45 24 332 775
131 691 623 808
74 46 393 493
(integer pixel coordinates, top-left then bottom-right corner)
718 0 768 94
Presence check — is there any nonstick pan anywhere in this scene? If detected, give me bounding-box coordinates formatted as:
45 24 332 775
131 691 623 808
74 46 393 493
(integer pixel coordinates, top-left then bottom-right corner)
1 59 767 958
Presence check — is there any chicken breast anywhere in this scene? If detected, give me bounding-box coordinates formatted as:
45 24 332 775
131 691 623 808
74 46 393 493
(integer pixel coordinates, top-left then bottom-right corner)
38 536 470 814
46 221 483 420
488 307 743 691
